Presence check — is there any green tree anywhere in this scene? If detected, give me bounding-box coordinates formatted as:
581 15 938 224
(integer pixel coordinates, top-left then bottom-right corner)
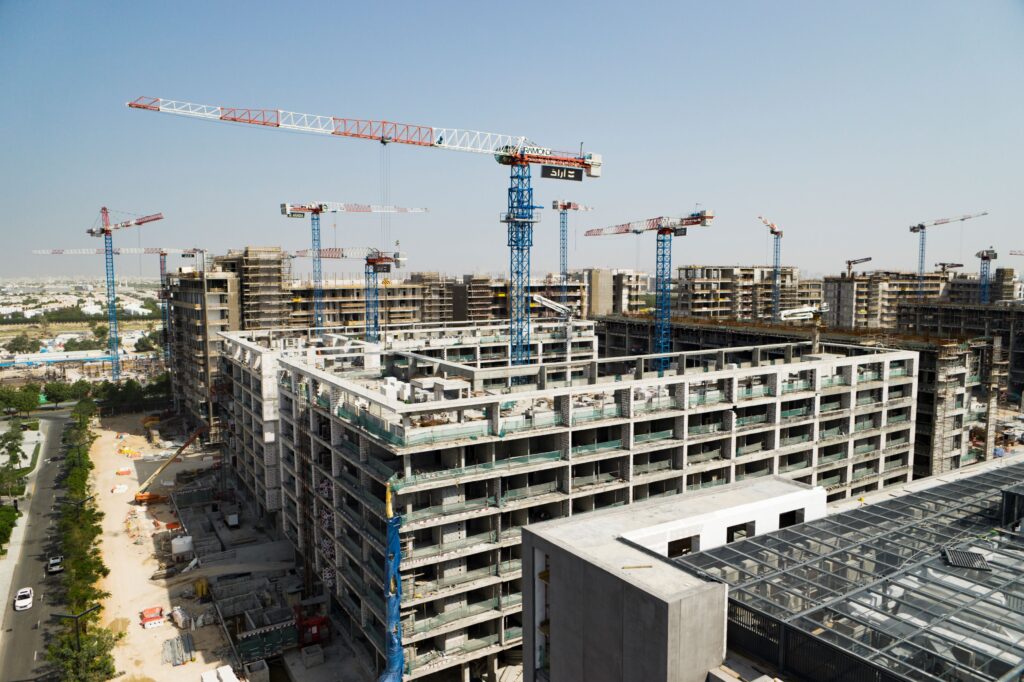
44 381 73 407
70 380 92 401
4 333 37 354
11 386 38 416
91 325 108 343
46 628 119 682
134 336 155 353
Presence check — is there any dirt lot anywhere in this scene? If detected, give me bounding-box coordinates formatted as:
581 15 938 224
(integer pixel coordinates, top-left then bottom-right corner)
90 413 231 682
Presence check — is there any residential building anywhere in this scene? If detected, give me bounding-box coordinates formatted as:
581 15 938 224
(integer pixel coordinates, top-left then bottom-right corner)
577 268 647 317
944 267 1022 305
452 275 588 321
287 279 427 329
215 247 291 330
823 270 948 329
599 315 996 478
675 265 820 321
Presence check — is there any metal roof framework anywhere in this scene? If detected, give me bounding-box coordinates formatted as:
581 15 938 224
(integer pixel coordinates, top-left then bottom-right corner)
676 463 1024 681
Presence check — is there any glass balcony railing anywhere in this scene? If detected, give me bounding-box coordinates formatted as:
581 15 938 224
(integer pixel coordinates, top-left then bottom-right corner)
634 396 679 414
821 376 847 388
572 472 624 490
634 460 673 475
818 451 847 464
688 449 722 464
571 439 623 456
853 443 878 456
736 414 769 428
858 371 881 382
780 433 812 447
781 380 811 394
689 423 723 435
403 496 496 523
687 478 728 491
689 391 724 407
501 480 561 503
820 427 847 441
402 598 501 636
635 429 674 444
781 407 811 420
890 367 909 377
820 402 845 414
405 421 492 447
887 415 909 425
737 442 764 456
393 450 563 491
854 421 879 433
780 460 810 472
502 412 563 434
852 468 878 482
571 404 622 425
737 386 771 400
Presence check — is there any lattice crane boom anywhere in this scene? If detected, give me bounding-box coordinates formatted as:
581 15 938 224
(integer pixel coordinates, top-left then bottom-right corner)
551 201 594 304
757 216 784 322
845 257 872 277
131 96 603 367
908 211 988 297
587 211 715 369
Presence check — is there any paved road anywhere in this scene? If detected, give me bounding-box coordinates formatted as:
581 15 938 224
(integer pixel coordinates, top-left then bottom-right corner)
0 410 70 682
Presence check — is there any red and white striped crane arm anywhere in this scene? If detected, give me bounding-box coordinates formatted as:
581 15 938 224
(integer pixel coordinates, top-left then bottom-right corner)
33 247 187 256
128 97 601 174
585 211 714 237
282 203 427 216
758 215 783 237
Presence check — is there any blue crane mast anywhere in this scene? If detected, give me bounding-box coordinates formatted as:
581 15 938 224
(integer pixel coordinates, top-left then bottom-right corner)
586 211 715 371
758 216 783 322
85 208 165 381
908 212 989 298
551 200 593 304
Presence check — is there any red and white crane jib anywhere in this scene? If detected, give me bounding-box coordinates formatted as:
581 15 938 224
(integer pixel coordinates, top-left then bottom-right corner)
293 247 407 268
33 247 188 256
128 97 601 176
86 212 164 237
280 203 428 217
584 211 714 238
757 215 783 237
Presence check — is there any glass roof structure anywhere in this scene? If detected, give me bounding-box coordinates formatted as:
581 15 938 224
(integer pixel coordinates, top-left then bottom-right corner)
676 462 1024 681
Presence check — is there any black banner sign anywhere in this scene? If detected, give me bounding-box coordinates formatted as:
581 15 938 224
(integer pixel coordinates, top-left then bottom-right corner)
540 165 583 182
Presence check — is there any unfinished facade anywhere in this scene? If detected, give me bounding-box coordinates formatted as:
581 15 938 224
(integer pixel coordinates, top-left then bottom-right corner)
600 316 995 479
675 265 822 321
823 270 949 329
257 330 916 681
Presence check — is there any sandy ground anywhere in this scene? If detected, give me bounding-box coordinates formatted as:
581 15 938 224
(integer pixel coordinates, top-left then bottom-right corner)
90 413 231 682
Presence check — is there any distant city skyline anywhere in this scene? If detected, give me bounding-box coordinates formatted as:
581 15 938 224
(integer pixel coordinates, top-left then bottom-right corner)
2 1 1022 280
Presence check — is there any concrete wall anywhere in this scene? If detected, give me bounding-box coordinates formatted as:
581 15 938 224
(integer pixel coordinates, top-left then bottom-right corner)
524 532 727 682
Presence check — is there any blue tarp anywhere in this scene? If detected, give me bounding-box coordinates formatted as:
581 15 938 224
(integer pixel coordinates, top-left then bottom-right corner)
378 515 404 682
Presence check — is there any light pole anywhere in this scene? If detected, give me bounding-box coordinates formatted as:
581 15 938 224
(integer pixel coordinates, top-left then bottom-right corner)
55 604 100 651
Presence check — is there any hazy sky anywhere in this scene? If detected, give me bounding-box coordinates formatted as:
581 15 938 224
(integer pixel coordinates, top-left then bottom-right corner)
2 1 1022 281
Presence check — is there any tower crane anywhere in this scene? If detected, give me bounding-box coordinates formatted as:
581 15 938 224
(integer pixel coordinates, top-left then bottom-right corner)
1009 250 1024 257
281 202 425 334
976 247 998 304
129 97 602 367
291 246 407 342
935 262 963 274
908 212 988 297
550 201 593 304
586 211 715 370
845 257 872 277
71 208 165 381
32 245 197 367
757 216 783 321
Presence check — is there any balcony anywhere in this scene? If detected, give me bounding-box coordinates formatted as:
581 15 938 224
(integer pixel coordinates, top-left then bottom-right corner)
736 414 769 430
820 376 847 389
403 496 496 524
394 450 563 491
403 530 500 562
689 391 724 407
781 407 812 422
406 634 502 674
890 367 909 377
634 429 674 444
571 404 622 426
737 386 772 400
634 395 680 414
884 439 910 453
572 439 623 458
852 468 878 482
405 420 493 447
780 433 812 447
502 412 563 434
780 459 810 473
687 478 728 492
886 415 910 426
819 427 848 443
689 423 723 437
736 442 764 456
634 459 673 476
781 380 812 394
688 449 723 465
736 468 771 481
818 451 847 465
572 471 625 491
857 371 881 383
501 480 561 503
402 598 502 637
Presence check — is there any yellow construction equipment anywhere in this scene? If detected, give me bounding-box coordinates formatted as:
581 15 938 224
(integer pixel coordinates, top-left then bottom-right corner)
134 425 208 505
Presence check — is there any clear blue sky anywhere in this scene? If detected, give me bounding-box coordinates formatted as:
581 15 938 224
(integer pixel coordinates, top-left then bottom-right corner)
2 1 1022 280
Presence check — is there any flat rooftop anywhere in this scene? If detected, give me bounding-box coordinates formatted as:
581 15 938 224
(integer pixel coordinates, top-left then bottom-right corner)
525 477 814 602
676 460 1024 681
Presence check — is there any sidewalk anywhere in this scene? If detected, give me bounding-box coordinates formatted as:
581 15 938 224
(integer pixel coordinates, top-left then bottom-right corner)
0 418 53 632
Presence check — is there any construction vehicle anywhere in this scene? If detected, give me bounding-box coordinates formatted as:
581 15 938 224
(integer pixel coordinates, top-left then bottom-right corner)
550 201 593 304
129 96 602 367
291 245 407 342
586 211 715 370
134 425 208 504
976 247 998 304
780 303 829 354
757 216 784 321
280 202 425 334
908 212 988 297
845 257 872 277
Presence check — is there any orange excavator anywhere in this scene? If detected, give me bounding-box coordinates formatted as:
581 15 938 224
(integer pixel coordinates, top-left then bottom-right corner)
134 425 208 504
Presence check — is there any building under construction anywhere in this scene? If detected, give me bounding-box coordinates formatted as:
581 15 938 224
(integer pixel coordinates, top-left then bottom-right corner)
675 265 822 321
219 320 919 680
599 315 1000 479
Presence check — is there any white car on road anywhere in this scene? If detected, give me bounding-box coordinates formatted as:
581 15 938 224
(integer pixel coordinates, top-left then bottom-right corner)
13 587 33 611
